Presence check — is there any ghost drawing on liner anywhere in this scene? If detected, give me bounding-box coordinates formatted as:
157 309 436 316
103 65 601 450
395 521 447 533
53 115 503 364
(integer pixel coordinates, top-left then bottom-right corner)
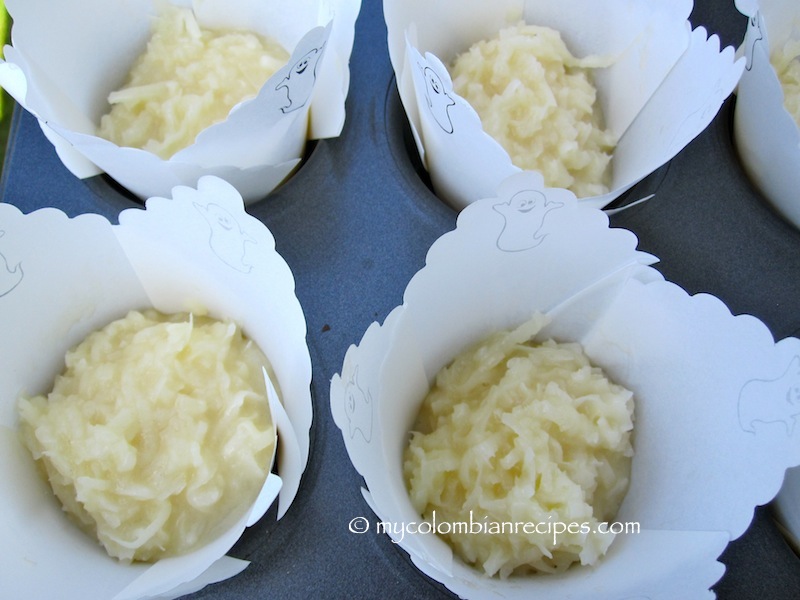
494 190 564 252
195 202 256 273
277 45 325 114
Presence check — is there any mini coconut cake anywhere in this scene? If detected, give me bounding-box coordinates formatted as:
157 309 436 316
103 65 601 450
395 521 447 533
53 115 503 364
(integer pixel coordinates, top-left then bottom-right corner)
17 309 276 563
97 3 289 159
450 22 616 197
404 314 634 577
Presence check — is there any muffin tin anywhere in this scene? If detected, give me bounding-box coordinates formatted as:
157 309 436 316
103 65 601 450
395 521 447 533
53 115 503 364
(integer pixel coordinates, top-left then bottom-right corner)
2 0 800 598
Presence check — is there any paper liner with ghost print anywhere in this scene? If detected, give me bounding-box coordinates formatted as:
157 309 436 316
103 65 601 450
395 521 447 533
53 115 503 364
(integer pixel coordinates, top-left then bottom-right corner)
0 0 361 203
734 0 800 554
330 170 800 598
385 0 744 210
734 0 800 228
0 176 312 600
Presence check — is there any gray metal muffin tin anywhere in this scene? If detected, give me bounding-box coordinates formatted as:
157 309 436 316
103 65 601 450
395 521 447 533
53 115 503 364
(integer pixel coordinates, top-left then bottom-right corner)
2 0 799 597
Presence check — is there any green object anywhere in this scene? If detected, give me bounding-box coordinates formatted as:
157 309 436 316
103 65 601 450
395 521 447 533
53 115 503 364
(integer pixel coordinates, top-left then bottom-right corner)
0 4 11 172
